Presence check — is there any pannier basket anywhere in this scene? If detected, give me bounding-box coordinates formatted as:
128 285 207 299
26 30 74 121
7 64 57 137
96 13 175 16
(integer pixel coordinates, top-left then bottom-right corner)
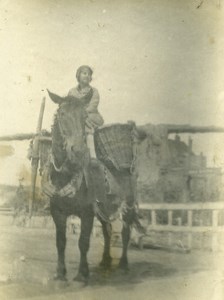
94 123 134 170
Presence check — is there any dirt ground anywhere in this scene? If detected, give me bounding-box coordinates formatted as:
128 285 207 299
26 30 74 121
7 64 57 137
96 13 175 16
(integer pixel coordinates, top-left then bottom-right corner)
0 215 224 300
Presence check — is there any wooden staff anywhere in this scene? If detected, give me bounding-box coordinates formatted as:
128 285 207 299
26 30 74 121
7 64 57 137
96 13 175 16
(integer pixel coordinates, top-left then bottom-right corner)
0 133 34 141
137 124 224 136
29 97 46 218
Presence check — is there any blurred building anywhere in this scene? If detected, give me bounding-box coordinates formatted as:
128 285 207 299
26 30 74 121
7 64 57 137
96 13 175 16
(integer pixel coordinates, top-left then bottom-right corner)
137 131 223 204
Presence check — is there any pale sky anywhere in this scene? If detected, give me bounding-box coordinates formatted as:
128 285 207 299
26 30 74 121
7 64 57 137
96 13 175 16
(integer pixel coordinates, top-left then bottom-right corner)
0 0 224 185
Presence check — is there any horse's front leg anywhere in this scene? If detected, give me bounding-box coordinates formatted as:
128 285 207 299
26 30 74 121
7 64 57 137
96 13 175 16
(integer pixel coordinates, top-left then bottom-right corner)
51 207 67 281
74 207 94 282
99 219 112 269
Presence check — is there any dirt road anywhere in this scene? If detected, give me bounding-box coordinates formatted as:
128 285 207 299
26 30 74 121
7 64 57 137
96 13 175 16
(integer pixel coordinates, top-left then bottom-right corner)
0 217 223 300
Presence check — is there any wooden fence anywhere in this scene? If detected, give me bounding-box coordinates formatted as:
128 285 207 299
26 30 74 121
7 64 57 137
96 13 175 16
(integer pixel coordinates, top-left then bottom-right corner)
0 207 13 215
1 203 224 252
138 202 224 251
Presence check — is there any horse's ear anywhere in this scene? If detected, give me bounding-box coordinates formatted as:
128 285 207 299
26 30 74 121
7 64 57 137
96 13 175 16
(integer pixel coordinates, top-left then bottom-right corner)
47 89 65 105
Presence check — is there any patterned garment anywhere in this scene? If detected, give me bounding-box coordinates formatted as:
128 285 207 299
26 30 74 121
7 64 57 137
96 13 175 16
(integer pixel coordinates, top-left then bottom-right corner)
68 85 104 133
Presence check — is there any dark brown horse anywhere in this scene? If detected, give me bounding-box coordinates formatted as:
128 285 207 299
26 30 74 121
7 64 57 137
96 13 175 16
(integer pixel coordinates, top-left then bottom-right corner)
43 90 143 282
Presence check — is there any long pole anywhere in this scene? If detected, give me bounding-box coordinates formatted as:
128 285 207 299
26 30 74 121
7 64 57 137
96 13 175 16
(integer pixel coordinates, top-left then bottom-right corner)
0 133 34 141
29 97 46 218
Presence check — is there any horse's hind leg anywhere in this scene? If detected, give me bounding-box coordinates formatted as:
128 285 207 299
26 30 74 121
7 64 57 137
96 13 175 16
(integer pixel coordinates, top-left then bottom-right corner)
52 210 67 280
99 219 112 269
119 203 135 271
74 207 94 282
119 220 131 271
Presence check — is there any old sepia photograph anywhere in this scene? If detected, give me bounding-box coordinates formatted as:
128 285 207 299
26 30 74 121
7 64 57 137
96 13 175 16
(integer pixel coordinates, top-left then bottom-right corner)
0 0 224 299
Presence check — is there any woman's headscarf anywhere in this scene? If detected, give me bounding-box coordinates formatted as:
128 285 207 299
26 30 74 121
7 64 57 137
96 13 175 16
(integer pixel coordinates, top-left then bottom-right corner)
76 65 93 81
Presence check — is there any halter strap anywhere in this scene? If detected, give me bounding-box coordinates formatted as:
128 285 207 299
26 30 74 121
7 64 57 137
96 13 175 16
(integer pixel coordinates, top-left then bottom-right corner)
50 153 64 173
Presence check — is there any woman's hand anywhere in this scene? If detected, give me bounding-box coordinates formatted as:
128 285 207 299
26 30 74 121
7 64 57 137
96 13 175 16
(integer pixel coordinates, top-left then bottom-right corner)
58 183 76 198
42 181 57 198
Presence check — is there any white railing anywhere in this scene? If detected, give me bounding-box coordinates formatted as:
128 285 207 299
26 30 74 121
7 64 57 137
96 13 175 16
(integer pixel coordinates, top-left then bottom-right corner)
0 207 13 215
138 202 224 251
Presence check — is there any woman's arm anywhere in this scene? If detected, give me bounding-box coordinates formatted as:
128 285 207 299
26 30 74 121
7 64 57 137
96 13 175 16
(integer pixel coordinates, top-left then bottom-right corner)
86 88 100 113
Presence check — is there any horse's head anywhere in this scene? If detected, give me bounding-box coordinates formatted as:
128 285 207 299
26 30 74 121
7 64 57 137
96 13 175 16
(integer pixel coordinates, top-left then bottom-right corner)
48 90 88 169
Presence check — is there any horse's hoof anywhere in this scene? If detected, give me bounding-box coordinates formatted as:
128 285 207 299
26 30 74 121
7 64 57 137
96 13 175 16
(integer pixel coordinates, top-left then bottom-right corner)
118 259 129 272
73 273 88 285
99 262 111 270
53 273 67 281
99 258 112 270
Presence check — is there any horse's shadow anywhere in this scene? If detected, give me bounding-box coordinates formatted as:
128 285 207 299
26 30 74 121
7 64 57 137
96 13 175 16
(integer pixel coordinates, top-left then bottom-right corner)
19 255 178 289
87 261 177 286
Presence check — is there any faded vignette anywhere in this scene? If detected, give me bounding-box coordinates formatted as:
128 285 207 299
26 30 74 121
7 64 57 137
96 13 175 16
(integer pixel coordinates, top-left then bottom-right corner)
0 0 224 299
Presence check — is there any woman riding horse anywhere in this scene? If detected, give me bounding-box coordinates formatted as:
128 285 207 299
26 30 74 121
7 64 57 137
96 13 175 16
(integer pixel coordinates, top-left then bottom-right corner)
43 67 142 283
68 65 104 160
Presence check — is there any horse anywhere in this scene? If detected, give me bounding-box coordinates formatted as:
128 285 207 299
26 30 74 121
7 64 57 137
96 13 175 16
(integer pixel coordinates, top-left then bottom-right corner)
43 90 143 282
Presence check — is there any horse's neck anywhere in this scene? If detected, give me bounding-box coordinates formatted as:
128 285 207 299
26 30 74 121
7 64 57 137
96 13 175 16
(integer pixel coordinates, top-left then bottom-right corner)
51 108 87 168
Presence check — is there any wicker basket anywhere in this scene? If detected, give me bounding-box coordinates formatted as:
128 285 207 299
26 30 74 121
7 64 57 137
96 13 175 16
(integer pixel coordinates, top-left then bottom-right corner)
94 123 134 170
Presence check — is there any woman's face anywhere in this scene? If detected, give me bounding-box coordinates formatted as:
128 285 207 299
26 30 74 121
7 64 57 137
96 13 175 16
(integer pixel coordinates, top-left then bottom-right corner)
78 69 92 85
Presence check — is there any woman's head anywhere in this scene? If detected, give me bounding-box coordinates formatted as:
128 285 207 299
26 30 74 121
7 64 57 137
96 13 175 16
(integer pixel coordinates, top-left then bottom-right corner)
76 65 93 85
